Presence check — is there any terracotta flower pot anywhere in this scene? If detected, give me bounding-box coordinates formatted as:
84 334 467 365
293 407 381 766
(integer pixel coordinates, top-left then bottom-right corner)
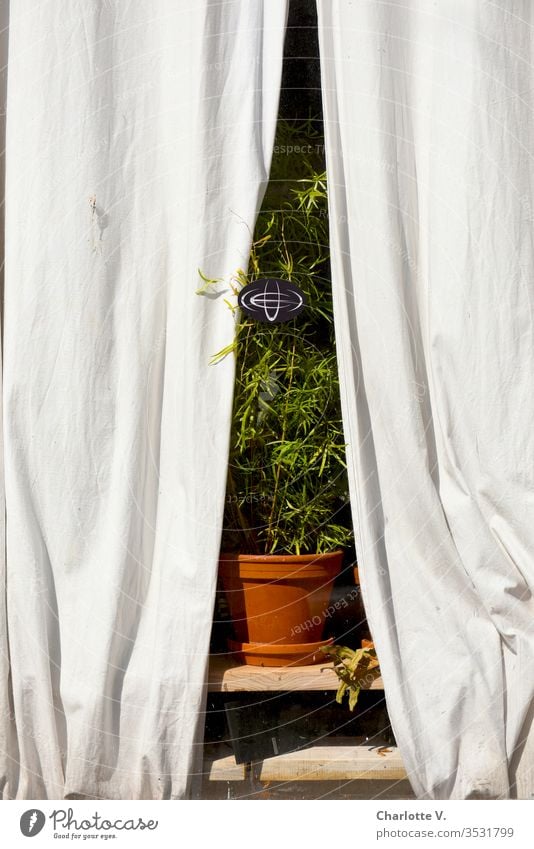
218 550 343 666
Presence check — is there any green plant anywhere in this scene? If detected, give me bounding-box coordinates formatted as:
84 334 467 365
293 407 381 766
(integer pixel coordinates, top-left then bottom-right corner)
321 644 380 711
198 119 353 555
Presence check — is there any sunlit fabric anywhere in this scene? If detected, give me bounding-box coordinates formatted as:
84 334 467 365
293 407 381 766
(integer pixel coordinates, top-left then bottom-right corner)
1 0 287 799
318 0 534 799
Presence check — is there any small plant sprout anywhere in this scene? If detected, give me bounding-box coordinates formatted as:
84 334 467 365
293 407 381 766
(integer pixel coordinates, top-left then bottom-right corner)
321 644 380 711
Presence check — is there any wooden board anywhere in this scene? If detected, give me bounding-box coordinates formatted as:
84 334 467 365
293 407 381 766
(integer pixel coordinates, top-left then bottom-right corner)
204 744 247 781
254 742 406 782
205 739 406 782
208 654 384 693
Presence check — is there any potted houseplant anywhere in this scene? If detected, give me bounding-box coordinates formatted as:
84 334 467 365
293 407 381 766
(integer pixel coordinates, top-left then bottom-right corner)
199 119 354 666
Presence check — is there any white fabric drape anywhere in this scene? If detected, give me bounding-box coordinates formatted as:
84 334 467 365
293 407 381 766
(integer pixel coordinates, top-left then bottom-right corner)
0 0 12 803
319 0 534 799
1 0 286 799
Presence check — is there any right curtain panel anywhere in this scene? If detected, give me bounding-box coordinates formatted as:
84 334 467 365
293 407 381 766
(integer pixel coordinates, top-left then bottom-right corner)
318 0 534 799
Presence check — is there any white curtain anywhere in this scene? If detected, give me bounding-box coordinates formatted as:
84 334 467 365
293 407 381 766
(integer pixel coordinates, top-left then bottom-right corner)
319 0 534 799
1 0 286 799
0 0 11 803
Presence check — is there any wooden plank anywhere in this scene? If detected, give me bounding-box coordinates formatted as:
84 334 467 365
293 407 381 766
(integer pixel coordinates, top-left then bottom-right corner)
204 740 405 783
254 742 406 782
204 744 247 781
208 654 383 693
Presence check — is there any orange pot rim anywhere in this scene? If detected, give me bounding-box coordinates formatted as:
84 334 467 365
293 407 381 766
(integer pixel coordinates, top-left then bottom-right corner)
219 549 344 564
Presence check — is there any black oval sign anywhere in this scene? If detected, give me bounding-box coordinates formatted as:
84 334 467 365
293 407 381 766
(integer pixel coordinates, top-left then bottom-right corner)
238 278 306 324
20 810 46 837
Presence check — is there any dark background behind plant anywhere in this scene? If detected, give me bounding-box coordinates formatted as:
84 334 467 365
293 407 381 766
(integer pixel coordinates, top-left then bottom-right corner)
279 0 323 125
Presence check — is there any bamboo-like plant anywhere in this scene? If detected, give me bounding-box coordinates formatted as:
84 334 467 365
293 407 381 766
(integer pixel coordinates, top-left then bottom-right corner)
199 119 354 555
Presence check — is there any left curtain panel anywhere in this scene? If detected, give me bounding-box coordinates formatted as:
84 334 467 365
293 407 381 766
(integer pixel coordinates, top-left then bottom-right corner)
1 0 287 799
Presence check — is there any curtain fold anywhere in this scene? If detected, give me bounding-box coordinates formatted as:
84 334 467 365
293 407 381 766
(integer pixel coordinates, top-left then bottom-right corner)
318 0 534 799
1 0 286 799
0 0 17 802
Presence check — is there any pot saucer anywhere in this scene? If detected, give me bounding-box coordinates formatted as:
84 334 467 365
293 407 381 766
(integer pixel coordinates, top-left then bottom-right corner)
227 636 334 667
